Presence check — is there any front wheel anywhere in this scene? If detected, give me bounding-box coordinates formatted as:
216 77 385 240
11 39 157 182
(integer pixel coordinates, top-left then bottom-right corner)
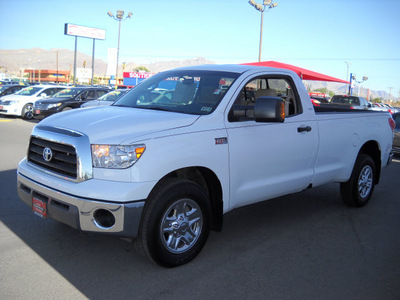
340 153 376 207
136 178 211 267
21 103 33 120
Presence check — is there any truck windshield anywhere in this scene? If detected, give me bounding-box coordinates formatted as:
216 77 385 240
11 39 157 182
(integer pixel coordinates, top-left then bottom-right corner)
113 70 239 115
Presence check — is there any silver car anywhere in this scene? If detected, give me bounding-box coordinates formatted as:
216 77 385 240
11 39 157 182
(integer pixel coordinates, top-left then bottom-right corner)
81 89 130 108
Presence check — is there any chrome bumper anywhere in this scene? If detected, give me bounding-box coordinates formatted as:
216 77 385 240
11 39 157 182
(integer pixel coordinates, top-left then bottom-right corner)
17 172 145 238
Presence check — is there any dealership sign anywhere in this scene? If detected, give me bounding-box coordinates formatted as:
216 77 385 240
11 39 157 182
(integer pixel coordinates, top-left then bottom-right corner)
123 72 155 79
64 23 105 40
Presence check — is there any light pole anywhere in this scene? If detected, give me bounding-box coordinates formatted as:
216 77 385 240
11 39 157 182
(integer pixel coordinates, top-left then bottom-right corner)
107 10 132 87
248 0 278 62
350 74 368 96
345 61 351 94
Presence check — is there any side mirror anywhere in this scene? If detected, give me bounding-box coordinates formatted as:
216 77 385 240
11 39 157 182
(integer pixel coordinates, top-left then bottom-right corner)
40 93 47 98
254 97 285 123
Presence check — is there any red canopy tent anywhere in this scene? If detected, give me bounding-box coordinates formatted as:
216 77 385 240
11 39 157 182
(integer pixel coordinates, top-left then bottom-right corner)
242 61 350 84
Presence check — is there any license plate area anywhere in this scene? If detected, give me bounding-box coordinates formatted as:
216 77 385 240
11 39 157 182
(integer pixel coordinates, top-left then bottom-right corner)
32 196 47 219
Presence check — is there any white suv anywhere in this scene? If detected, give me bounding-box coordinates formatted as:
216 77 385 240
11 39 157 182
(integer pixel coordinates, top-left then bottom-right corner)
0 85 66 119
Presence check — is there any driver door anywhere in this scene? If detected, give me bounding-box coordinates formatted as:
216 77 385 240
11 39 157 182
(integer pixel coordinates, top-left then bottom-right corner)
225 75 318 209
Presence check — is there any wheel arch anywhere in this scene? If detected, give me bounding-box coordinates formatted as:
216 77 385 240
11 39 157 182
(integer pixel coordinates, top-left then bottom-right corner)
151 166 223 232
21 102 34 118
358 140 381 184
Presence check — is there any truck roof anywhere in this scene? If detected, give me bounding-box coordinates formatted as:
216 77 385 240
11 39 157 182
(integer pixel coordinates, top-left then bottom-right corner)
173 64 294 75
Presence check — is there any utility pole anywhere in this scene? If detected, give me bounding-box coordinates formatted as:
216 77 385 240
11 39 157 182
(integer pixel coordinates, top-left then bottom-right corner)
388 87 394 101
398 89 400 103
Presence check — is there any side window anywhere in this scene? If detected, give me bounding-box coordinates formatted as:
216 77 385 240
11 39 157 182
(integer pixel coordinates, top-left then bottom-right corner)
87 90 96 100
45 88 59 96
228 76 301 122
361 98 368 107
97 90 108 98
80 91 89 100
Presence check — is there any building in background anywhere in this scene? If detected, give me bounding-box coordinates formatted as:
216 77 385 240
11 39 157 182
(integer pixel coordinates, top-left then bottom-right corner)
24 69 70 83
123 72 154 86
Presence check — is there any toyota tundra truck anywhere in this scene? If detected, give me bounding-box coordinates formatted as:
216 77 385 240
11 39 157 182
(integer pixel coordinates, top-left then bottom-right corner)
17 64 394 267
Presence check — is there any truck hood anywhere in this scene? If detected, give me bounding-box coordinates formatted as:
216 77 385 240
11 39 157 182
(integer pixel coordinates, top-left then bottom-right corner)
37 106 200 144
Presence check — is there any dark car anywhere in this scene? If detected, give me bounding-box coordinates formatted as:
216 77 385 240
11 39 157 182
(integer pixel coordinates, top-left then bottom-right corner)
331 95 371 110
33 87 110 119
0 84 26 98
392 112 400 155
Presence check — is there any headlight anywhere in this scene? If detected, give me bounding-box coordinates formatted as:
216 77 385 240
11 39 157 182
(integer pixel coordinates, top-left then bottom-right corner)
91 144 145 169
47 103 62 109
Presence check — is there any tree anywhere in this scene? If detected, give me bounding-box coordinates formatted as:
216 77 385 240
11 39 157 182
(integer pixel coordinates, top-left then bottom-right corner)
133 66 150 72
370 97 381 103
311 88 334 97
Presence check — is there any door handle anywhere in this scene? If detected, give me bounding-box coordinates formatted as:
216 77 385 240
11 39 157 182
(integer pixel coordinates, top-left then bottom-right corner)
297 126 312 133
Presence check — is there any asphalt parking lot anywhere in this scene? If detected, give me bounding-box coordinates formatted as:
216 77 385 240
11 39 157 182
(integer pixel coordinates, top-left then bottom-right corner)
1 117 400 300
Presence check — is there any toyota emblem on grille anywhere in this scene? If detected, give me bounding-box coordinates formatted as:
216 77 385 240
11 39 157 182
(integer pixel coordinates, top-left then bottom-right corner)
43 147 53 162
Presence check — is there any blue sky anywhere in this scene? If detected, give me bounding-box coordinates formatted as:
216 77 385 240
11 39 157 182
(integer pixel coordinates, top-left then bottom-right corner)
1 0 399 94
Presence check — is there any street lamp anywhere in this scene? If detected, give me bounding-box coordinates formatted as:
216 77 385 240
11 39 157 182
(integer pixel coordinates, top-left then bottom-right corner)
248 0 278 62
350 74 368 96
107 10 133 87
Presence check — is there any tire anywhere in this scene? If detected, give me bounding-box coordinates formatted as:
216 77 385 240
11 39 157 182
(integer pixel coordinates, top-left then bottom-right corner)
136 178 211 267
21 103 33 120
340 153 376 207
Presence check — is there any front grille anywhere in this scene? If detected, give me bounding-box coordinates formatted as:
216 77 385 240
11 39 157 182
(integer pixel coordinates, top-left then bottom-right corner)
28 137 77 179
34 103 46 109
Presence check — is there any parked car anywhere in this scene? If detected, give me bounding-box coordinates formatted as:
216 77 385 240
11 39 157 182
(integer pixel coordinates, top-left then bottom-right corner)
81 89 130 108
33 87 110 119
0 84 26 98
381 103 400 114
310 97 330 106
0 79 19 85
330 95 371 110
0 85 66 119
392 112 400 155
369 102 389 112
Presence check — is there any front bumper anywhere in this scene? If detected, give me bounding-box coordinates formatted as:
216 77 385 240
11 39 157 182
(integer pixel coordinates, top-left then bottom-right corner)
33 107 58 119
17 172 145 238
0 104 19 116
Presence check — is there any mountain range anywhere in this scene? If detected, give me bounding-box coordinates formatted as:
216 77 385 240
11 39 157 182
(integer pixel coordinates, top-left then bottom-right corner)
0 48 397 102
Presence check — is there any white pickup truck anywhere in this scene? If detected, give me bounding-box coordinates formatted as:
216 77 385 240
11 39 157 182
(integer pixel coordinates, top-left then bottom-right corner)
17 65 394 267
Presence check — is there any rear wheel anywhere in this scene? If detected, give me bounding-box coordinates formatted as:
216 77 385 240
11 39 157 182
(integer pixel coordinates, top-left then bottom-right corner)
136 178 211 267
340 153 376 207
21 103 33 120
